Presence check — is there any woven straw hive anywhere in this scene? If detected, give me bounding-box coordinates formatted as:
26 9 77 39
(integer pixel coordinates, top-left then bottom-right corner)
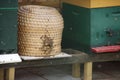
18 5 63 57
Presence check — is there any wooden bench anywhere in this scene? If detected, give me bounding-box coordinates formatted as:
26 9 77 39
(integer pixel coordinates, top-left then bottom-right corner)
0 49 120 80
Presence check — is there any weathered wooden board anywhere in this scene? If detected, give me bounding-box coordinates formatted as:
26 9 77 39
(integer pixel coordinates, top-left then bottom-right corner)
72 63 80 78
0 49 120 68
18 0 60 8
6 68 15 80
84 62 92 80
61 0 120 8
0 69 4 80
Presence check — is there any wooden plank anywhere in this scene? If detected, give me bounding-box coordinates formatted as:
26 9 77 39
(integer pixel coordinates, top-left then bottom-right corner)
84 62 92 80
72 63 80 78
0 49 120 68
61 0 90 8
91 0 120 8
0 69 4 80
31 0 60 8
61 0 120 8
19 0 60 8
6 68 15 80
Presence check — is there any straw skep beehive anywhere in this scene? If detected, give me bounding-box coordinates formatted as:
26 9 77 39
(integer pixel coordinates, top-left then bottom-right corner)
18 5 63 57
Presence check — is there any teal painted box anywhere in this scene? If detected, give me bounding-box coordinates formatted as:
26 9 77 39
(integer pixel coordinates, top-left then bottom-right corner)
0 0 18 53
62 3 120 53
0 0 18 8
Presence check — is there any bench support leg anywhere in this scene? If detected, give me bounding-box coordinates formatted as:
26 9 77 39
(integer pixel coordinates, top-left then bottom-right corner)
84 62 92 80
0 68 4 80
6 67 15 80
72 63 80 78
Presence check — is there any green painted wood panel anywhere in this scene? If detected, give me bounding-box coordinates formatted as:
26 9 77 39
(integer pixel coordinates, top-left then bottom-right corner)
0 9 18 53
62 3 120 54
62 3 91 52
0 0 18 8
0 1 18 54
91 7 120 47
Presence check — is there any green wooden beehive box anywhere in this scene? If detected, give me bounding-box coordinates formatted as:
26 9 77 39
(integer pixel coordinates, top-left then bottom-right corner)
0 0 18 54
62 3 120 53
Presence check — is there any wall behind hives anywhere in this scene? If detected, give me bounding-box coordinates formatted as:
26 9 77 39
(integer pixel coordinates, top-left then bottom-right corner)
18 0 61 10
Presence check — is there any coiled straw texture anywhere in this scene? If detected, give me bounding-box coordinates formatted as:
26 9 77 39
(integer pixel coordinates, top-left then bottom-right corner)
18 5 63 57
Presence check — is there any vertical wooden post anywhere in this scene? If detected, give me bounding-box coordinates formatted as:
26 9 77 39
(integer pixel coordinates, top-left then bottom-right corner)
59 0 62 8
0 68 4 80
6 67 15 80
84 62 92 80
72 63 80 78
